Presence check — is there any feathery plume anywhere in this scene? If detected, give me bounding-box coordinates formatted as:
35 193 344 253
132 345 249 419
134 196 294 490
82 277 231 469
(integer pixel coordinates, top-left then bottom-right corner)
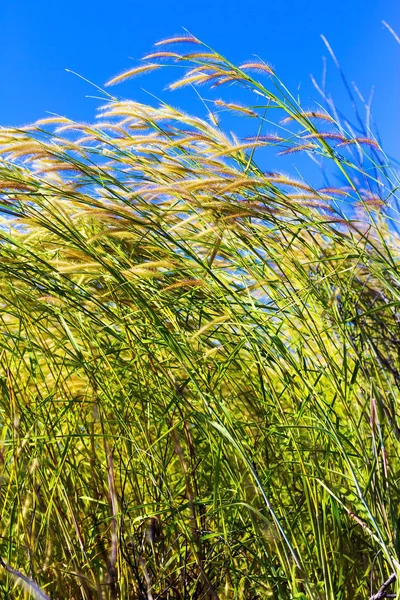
263 174 313 192
106 64 161 87
336 137 380 149
303 132 347 142
318 187 350 197
210 75 238 88
155 36 201 46
278 143 318 155
239 62 273 74
168 73 212 90
281 112 335 124
142 52 182 60
35 117 73 126
181 53 219 61
358 194 386 208
243 135 283 142
0 181 34 191
214 100 258 117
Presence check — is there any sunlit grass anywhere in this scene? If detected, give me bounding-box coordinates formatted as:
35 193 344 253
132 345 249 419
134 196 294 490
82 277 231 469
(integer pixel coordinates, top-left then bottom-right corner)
0 36 399 599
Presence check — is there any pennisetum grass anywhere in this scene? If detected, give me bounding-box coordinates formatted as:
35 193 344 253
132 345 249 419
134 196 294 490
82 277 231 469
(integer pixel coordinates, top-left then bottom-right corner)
0 34 398 599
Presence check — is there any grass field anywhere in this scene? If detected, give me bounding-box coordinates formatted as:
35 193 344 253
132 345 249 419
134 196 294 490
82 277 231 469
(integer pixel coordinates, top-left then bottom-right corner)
0 36 399 599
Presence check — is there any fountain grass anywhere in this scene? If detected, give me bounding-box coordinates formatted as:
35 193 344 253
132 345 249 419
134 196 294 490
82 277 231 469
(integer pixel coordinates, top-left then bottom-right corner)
0 36 399 599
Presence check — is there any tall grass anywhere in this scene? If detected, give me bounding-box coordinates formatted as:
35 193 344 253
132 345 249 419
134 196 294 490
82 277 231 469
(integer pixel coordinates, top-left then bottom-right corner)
0 35 399 599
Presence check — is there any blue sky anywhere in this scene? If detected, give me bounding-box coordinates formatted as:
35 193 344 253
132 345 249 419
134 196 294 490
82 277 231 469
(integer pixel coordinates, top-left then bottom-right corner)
1 0 399 160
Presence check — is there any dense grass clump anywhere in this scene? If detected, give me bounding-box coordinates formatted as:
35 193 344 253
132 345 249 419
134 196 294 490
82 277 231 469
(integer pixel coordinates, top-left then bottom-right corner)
0 36 399 599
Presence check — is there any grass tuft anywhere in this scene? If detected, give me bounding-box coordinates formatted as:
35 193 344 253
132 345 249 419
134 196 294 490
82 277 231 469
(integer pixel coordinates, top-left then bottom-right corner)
0 36 399 600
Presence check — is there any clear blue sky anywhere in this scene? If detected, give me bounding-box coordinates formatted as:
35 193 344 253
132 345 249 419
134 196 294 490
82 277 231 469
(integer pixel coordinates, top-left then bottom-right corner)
0 1 399 158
